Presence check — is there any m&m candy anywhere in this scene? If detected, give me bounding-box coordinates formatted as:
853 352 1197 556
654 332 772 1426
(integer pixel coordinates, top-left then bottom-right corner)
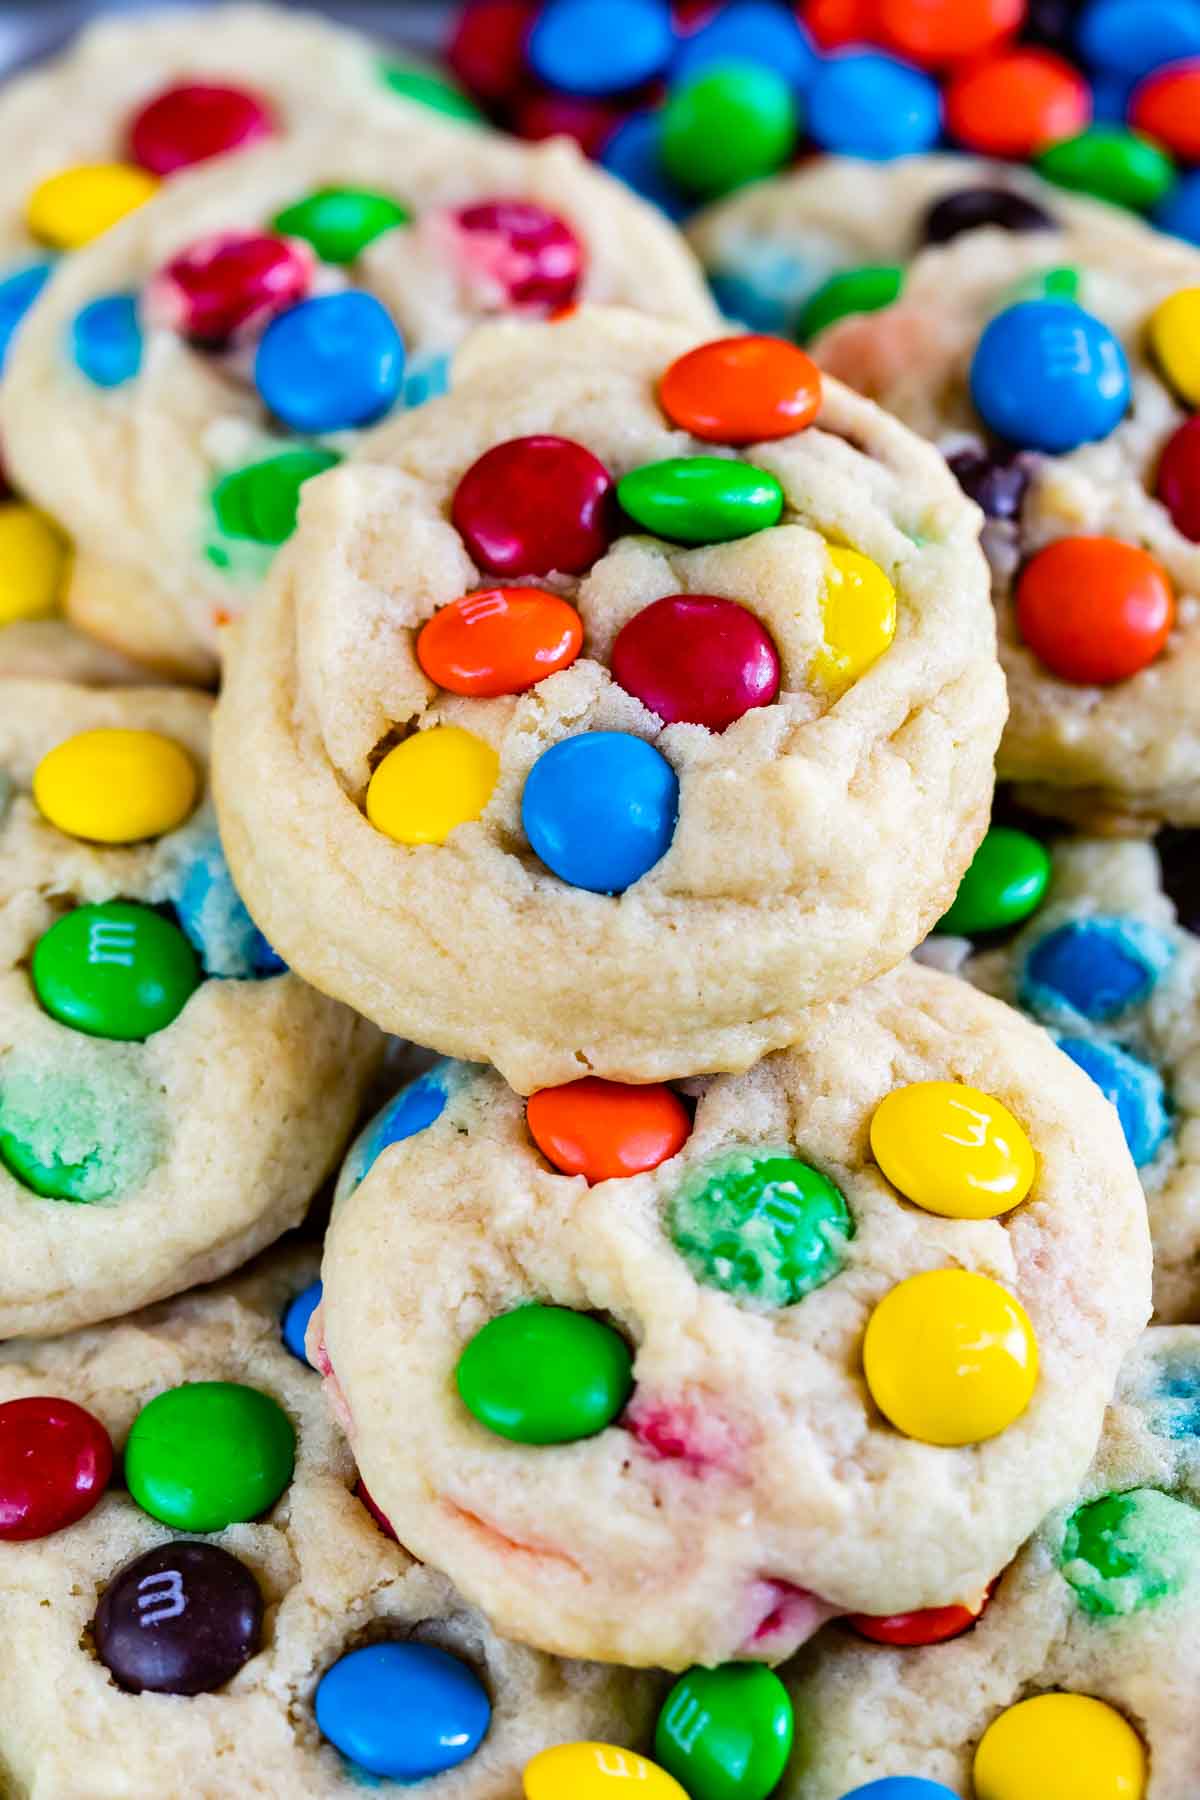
524 1743 689 1799
660 64 797 198
0 263 52 370
935 826 1051 936
600 113 691 220
922 185 1055 246
655 1663 794 1800
1156 167 1200 243
1036 126 1176 212
152 231 313 346
970 302 1130 453
451 199 583 310
448 0 534 103
271 187 409 264
945 48 1090 157
527 1078 690 1180
528 0 674 95
348 1067 453 1187
211 448 341 548
846 1588 992 1645
837 1784 959 1800
254 291 403 433
1056 1036 1171 1168
814 546 897 693
1016 537 1174 683
32 901 201 1041
316 1642 491 1779
807 52 942 160
418 588 583 696
617 459 784 545
0 503 67 626
94 1542 263 1694
72 294 143 387
366 726 499 846
659 336 821 443
1021 917 1170 1020
972 1692 1147 1800
451 435 614 576
281 1280 323 1364
127 81 276 175
1061 1486 1200 1615
0 1396 112 1540
673 2 819 93
611 595 781 729
1078 0 1200 82
1156 414 1200 539
877 0 1023 67
124 1381 295 1531
668 1149 854 1306
948 446 1033 520
521 731 679 892
870 1081 1036 1220
26 163 158 250
456 1304 634 1443
798 265 905 341
33 728 198 844
1131 58 1200 160
1147 286 1200 405
379 63 485 121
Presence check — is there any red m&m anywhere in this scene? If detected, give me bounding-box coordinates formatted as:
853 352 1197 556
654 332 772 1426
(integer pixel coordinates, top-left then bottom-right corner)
1131 59 1200 161
0 1396 113 1540
527 1077 691 1181
149 231 312 347
846 1584 994 1645
1157 415 1200 541
659 336 822 444
877 0 1024 68
128 81 276 176
451 199 584 312
451 435 614 576
611 594 781 731
1016 536 1175 684
945 48 1090 157
417 587 583 695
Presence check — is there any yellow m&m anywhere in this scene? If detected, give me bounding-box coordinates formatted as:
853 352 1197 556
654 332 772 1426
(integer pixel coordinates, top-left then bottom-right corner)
974 1693 1147 1800
524 1743 689 1800
863 1268 1038 1446
811 545 897 694
1148 286 1200 407
0 504 68 625
26 163 158 250
366 725 499 846
870 1081 1036 1220
33 729 198 844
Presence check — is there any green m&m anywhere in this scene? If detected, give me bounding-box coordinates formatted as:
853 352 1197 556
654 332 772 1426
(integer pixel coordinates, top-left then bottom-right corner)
668 1149 854 1308
1036 127 1176 213
211 449 341 548
125 1382 295 1530
0 1056 163 1202
272 188 410 265
378 62 484 123
934 826 1051 937
656 1664 794 1800
661 64 797 199
618 458 783 546
456 1304 634 1445
798 264 904 344
1061 1487 1200 1616
32 901 200 1041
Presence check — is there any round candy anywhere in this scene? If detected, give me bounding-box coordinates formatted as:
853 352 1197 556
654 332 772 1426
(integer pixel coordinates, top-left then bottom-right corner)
350 1068 452 1186
877 0 1024 66
659 335 821 444
211 448 341 548
945 49 1091 157
1022 917 1167 1020
922 186 1055 247
272 186 410 265
617 458 784 546
456 1304 634 1443
935 826 1051 936
526 1077 691 1181
366 726 499 846
807 52 942 160
600 113 690 221
152 231 312 347
32 901 201 1042
1147 286 1200 405
1156 414 1200 540
673 2 819 92
378 63 486 122
1016 536 1173 683
254 291 403 433
315 1642 491 1780
528 0 674 96
870 1081 1036 1220
418 587 582 697
516 91 626 154
94 1541 263 1695
525 1744 689 1799
451 199 583 311
660 64 797 198
1131 58 1200 160
839 1782 959 1799
798 265 904 342
127 81 275 175
0 503 67 626
1078 0 1200 81
0 1396 112 1541
1156 167 1200 244
655 1663 794 1800
448 0 534 103
972 1692 1147 1800
521 730 678 893
1061 1486 1200 1615
846 1590 991 1645
611 594 781 730
947 447 1032 521
33 727 198 844
281 1279 323 1364
72 293 142 387
668 1149 854 1306
451 435 614 577
1035 127 1176 212
124 1382 295 1531
969 302 1130 453
813 545 897 693
0 263 52 371
26 163 157 250
864 1269 1038 1445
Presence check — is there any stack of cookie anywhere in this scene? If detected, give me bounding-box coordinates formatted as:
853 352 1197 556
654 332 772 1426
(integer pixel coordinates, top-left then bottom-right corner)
0 7 1191 1799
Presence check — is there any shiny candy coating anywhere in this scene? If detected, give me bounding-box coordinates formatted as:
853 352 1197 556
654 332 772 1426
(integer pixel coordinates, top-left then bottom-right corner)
1079 0 1200 81
813 545 897 693
272 186 410 265
655 1663 794 1800
72 294 142 387
1156 167 1200 243
877 0 1024 66
945 49 1091 157
1016 535 1173 683
456 1303 634 1443
127 81 275 175
807 52 942 161
846 1589 991 1645
946 446 1032 520
211 448 340 548
379 62 485 121
972 1692 1147 1800
125 1383 294 1531
528 0 674 96
366 726 499 846
94 1541 263 1695
1021 916 1172 1020
1036 126 1176 212
448 0 533 104
349 1066 452 1187
660 335 821 443
0 263 52 370
521 730 678 892
935 826 1051 935
863 1269 1039 1445
660 64 798 198
418 587 582 696
451 199 583 311
316 1643 490 1779
525 1743 689 1799
870 1081 1036 1220
618 457 784 545
673 2 819 93
1148 286 1200 405
797 265 904 342
838 1783 959 1800
32 901 201 1042
1131 59 1200 160
526 1077 690 1181
1156 414 1200 540
1056 1037 1170 1169
922 185 1056 246
254 291 403 433
33 728 197 844
1061 1486 1200 1616
969 302 1130 453
0 1397 112 1540
611 594 781 729
281 1279 323 1364
26 163 157 250
668 1148 854 1307
0 503 67 626
452 435 614 577
151 231 312 347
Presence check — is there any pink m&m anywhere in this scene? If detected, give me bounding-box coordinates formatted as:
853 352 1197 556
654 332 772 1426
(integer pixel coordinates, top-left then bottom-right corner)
1157 415 1200 543
452 434 615 576
611 594 781 731
451 199 584 311
149 232 313 347
128 81 276 177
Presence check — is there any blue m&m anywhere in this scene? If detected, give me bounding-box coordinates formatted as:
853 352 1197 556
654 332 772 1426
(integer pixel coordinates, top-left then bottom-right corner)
1057 1037 1171 1169
0 262 52 370
315 1642 490 1779
522 731 679 894
600 115 690 221
1078 0 1200 82
969 301 1131 452
672 2 819 94
836 1782 958 1800
807 53 941 161
254 292 403 434
347 1063 454 1187
1158 170 1200 245
72 294 142 387
281 1280 323 1364
1020 918 1172 1022
528 0 674 96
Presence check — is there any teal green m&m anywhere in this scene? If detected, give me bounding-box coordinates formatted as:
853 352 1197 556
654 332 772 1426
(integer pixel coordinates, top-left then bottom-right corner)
655 1664 794 1800
125 1382 295 1530
668 1149 854 1308
661 64 797 199
32 901 200 1041
618 458 783 546
934 827 1051 937
379 62 484 123
1036 127 1176 213
272 188 410 265
798 265 904 344
211 448 341 548
1060 1487 1200 1616
456 1304 634 1445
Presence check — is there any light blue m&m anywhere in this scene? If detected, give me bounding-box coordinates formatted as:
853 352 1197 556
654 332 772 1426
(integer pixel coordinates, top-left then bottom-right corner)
807 53 941 161
72 294 142 387
174 835 285 978
1020 918 1172 1023
522 731 679 894
0 262 52 370
315 1642 490 1780
529 0 674 96
969 301 1131 452
281 1280 322 1364
346 1063 455 1188
672 2 819 94
601 114 690 221
1056 1036 1171 1169
837 1782 958 1800
254 292 403 434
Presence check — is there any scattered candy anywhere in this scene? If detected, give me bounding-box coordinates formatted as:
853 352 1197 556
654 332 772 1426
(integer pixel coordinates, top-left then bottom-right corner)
935 826 1051 935
611 594 781 729
0 1396 112 1540
668 1148 854 1306
418 588 582 696
0 262 52 370
947 447 1033 520
71 293 142 386
525 1743 689 1799
972 1692 1147 1800
807 52 942 160
456 1303 634 1443
127 81 275 175
1156 167 1200 243
254 291 403 433
877 0 1024 67
1035 125 1177 211
366 725 499 847
1147 285 1200 404
211 448 340 548
945 49 1090 157
655 1663 794 1800
870 1081 1036 1220
26 163 158 250
281 1280 323 1364
797 265 904 342
151 231 312 346
618 456 784 545
923 185 1056 245
451 199 583 310
813 545 898 693
521 731 679 892
451 434 614 576
32 901 201 1042
660 64 797 198
846 1589 992 1645
272 186 410 264
1078 0 1200 83
316 1642 491 1780
969 301 1130 453
94 1542 263 1694
527 1077 691 1180
1016 536 1174 683
659 335 821 443
1130 58 1200 160
0 503 67 625
528 0 674 96
1156 414 1200 539
33 728 197 844
448 0 535 104
1061 1486 1200 1615
1021 917 1171 1019
124 1381 295 1531
674 2 819 93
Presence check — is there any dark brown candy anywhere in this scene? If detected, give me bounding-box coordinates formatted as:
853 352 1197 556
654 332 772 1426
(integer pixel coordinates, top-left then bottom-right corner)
922 185 1057 246
93 1541 262 1694
1157 829 1200 937
947 446 1034 521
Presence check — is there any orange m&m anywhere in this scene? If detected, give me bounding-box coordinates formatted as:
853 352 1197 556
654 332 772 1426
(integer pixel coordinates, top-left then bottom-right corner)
659 336 821 446
878 0 1024 69
1131 59 1200 162
802 0 879 50
527 1077 691 1183
417 587 583 697
945 48 1090 158
847 1582 995 1646
1016 537 1174 685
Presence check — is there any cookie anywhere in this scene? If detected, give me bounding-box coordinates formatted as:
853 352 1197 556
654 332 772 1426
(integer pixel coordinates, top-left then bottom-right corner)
811 219 1200 829
0 679 380 1336
1 128 717 682
0 1245 661 1798
310 960 1150 1670
0 618 153 685
777 1325 1200 1799
213 308 1002 1091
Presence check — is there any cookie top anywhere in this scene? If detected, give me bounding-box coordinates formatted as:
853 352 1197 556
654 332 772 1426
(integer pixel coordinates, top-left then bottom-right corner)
779 1325 1200 1799
0 617 153 685
812 221 1200 829
0 679 380 1336
0 1246 661 1798
1 122 717 681
213 308 1001 1091
312 960 1150 1670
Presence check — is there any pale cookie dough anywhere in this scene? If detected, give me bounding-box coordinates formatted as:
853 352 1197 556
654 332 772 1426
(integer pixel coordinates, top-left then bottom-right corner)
779 1325 1200 1799
813 225 1200 830
0 1246 661 1800
213 308 1002 1091
2 129 717 681
311 961 1150 1670
0 680 380 1336
0 619 155 684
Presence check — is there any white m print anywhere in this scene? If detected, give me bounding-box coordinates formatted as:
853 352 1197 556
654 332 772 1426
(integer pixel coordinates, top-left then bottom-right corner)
86 917 137 968
136 1568 186 1625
